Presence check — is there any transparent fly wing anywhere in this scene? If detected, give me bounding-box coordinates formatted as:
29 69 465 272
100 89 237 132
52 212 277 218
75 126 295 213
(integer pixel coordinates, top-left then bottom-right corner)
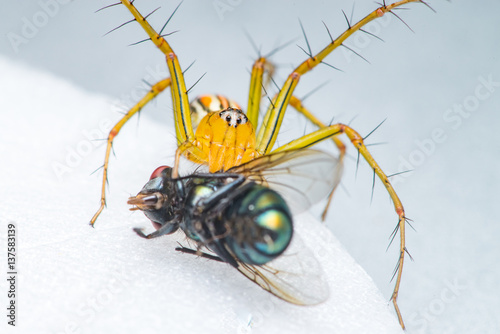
235 234 329 305
229 149 343 214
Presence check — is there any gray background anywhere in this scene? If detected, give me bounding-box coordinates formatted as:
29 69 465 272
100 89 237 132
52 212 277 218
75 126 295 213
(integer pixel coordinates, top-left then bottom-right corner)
1 0 499 333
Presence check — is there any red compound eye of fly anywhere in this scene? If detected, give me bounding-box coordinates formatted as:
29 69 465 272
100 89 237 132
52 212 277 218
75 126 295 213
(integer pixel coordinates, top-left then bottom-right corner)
149 166 171 180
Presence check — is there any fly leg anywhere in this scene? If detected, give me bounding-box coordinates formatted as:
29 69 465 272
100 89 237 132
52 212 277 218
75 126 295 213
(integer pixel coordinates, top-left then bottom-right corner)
175 245 225 263
133 222 179 239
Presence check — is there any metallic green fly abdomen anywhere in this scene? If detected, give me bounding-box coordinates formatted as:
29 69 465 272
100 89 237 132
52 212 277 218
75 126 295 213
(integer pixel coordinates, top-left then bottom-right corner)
225 185 293 265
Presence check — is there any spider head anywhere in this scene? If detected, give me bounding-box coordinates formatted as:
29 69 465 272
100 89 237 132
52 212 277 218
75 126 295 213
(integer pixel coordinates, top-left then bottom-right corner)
219 108 248 128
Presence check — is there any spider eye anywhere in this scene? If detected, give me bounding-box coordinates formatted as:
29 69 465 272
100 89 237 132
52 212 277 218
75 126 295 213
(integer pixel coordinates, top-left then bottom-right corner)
226 115 231 122
150 166 171 180
237 118 242 124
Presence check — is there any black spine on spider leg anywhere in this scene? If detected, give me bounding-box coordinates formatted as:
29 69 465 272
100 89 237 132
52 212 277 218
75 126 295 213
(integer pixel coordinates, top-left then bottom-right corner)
341 9 352 30
322 20 334 44
404 246 414 261
345 118 387 182
103 18 137 37
341 44 371 64
143 6 161 21
359 27 385 43
391 255 402 282
389 11 415 33
362 118 387 142
159 1 183 36
419 1 437 13
142 79 153 88
319 60 343 72
295 80 334 142
390 243 413 281
265 38 298 59
370 168 377 205
244 30 262 58
300 80 331 102
387 170 412 177
361 118 387 204
260 81 275 110
380 2 421 34
183 60 196 75
95 2 122 14
90 164 105 176
387 169 414 183
298 19 313 58
88 163 111 214
268 76 280 94
186 73 207 95
388 1 437 39
243 33 298 102
296 43 311 58
404 216 416 233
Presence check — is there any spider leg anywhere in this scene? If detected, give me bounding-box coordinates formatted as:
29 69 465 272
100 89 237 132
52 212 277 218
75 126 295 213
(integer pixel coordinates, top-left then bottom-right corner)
247 60 346 218
256 0 425 158
271 123 407 329
246 57 275 127
90 78 172 226
171 142 208 178
120 0 195 145
288 96 347 220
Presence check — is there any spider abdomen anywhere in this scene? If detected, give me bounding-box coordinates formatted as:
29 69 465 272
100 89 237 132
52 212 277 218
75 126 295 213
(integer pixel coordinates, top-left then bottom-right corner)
189 94 241 128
